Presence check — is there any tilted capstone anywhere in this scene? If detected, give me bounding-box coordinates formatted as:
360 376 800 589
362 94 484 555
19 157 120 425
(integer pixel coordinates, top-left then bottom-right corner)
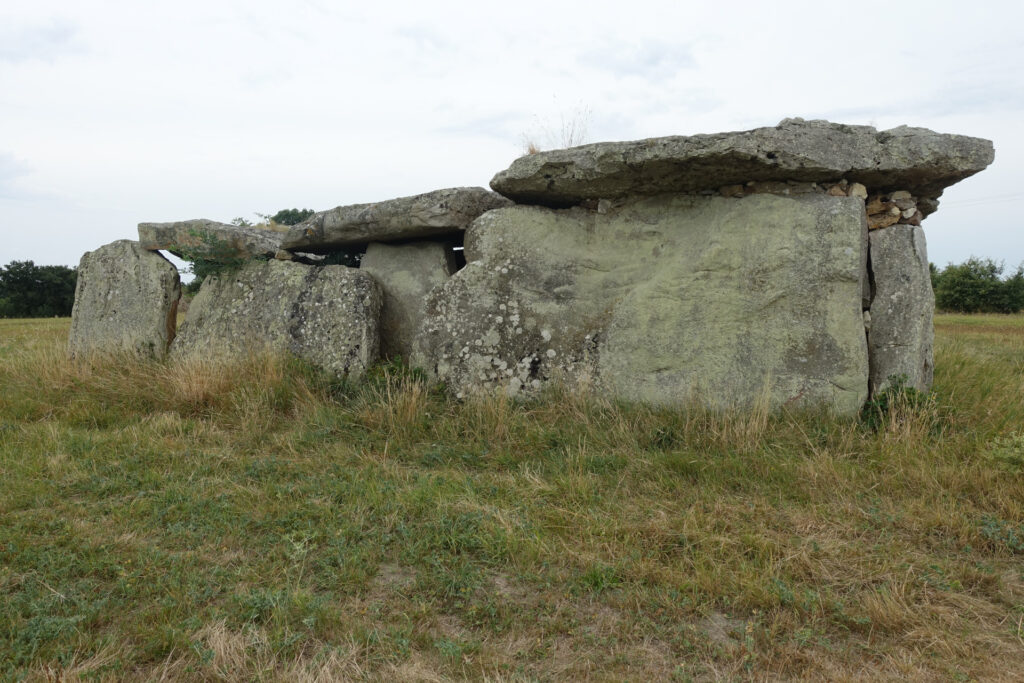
280 187 512 253
138 218 283 261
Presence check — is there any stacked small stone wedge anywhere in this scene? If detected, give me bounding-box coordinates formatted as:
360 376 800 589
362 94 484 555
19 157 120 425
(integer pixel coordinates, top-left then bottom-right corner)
69 119 994 415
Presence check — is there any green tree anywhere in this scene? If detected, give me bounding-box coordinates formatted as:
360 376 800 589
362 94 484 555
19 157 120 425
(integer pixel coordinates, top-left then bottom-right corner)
270 208 314 226
929 262 941 291
0 260 78 318
934 257 1024 314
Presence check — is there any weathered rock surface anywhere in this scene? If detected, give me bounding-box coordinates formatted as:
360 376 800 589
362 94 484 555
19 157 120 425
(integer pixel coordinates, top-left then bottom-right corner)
359 241 455 359
172 261 381 377
491 118 994 209
413 193 869 415
138 219 282 260
280 187 512 252
68 240 181 359
867 225 934 394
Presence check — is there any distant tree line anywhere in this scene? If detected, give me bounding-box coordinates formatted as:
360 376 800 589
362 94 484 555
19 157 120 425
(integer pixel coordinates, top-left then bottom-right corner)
0 260 78 318
930 257 1024 314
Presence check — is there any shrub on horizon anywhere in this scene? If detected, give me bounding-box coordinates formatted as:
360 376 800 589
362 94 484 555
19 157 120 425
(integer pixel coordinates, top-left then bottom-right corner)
931 257 1024 314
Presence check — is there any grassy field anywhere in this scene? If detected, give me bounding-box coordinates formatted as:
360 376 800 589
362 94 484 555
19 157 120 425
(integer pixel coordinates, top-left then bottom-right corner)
1 315 1022 681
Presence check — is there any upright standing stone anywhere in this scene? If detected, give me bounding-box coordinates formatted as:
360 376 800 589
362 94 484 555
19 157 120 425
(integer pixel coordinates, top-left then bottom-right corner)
867 225 935 394
413 193 869 415
171 260 381 378
68 240 181 359
359 241 456 360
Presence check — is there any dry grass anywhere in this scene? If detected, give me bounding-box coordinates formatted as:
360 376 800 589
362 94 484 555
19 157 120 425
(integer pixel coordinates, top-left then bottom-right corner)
1 314 1023 680
522 140 542 155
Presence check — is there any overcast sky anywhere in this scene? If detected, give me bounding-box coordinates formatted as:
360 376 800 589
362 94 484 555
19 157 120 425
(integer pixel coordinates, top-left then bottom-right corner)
2 0 1022 272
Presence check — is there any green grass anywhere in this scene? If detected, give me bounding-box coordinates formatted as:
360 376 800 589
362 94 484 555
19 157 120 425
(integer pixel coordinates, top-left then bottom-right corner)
1 315 1023 680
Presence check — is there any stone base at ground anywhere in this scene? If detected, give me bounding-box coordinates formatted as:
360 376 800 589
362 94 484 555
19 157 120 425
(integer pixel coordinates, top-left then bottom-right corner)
68 240 181 359
172 260 381 378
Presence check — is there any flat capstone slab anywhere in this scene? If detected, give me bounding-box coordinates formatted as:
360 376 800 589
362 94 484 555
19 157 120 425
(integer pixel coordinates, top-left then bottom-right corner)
490 118 994 207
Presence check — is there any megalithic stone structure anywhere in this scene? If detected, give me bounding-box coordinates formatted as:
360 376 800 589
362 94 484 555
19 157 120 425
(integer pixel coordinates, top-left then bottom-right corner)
71 118 993 415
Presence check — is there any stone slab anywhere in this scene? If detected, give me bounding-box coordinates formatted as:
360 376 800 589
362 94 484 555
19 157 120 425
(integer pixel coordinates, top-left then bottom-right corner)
867 224 935 394
68 240 181 359
490 118 994 208
172 260 381 378
280 187 512 252
413 193 869 415
138 219 282 261
359 241 455 359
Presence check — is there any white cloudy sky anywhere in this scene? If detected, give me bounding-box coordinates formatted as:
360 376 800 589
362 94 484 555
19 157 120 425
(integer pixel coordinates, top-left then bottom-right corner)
2 0 1022 271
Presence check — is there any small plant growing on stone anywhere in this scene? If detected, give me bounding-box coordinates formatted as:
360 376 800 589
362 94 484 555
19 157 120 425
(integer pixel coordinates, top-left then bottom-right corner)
520 101 592 155
522 139 542 155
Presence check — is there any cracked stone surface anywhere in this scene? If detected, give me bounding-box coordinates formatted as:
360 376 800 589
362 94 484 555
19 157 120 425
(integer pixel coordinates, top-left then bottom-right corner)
68 240 181 359
412 192 869 415
280 187 512 252
172 260 381 378
490 118 994 209
867 225 935 394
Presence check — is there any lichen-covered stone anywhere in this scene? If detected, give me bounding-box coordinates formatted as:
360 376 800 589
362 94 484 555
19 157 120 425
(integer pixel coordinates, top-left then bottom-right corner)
867 225 935 394
138 219 283 261
68 240 181 359
490 118 994 209
172 261 381 377
413 193 869 415
280 187 512 252
359 241 455 359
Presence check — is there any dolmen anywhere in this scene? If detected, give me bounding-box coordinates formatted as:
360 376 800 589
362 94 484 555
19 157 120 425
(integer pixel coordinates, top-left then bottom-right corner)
69 118 995 415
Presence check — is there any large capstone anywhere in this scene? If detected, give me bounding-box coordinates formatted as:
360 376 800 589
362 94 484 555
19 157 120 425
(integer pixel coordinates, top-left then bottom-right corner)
138 219 283 261
867 224 935 394
280 187 512 253
68 240 181 359
359 241 456 359
172 260 381 378
491 118 994 209
412 193 869 415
